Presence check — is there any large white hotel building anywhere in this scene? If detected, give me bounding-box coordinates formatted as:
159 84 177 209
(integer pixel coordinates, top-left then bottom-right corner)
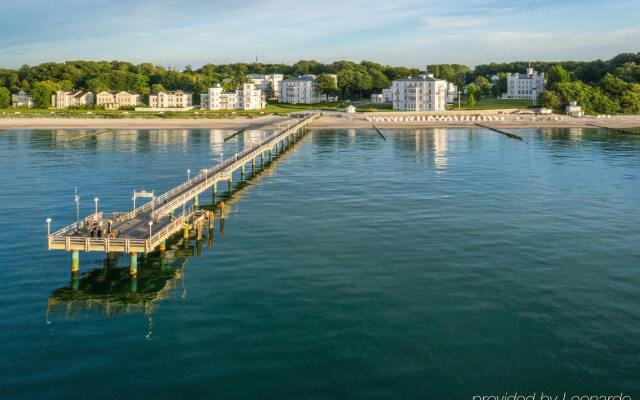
503 68 545 100
391 73 447 112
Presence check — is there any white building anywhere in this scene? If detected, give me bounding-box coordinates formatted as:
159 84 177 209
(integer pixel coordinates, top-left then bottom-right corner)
200 83 265 110
391 73 447 112
371 88 394 104
371 93 384 103
149 90 192 108
96 90 142 110
51 90 95 108
247 73 283 100
279 74 337 104
503 68 545 100
566 101 583 117
11 90 33 108
445 82 458 104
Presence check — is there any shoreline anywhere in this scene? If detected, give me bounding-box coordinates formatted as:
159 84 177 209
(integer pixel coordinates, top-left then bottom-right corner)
1 114 639 131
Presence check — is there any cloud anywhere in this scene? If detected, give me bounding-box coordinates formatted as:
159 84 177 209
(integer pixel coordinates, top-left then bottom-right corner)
421 16 489 29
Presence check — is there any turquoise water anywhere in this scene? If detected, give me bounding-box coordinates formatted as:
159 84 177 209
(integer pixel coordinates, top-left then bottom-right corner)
1 127 639 399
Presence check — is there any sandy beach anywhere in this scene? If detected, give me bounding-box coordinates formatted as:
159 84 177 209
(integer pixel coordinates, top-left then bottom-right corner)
1 113 639 131
0 115 294 130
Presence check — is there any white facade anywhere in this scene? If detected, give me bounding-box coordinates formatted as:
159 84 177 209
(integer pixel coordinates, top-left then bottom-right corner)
279 75 319 104
371 88 394 104
504 68 545 100
445 82 458 104
51 90 95 108
200 83 265 110
96 90 142 109
11 90 33 108
247 73 283 99
279 74 337 104
566 101 583 117
391 74 447 112
149 90 192 108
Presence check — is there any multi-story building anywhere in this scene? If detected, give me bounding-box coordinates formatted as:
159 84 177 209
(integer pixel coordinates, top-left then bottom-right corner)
279 74 337 104
280 75 318 104
503 67 545 100
11 90 33 108
51 90 95 108
200 83 265 110
148 90 192 108
96 90 142 109
247 73 283 100
391 73 447 112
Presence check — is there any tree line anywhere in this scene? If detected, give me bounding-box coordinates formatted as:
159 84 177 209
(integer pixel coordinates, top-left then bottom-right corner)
0 60 420 108
1 53 639 113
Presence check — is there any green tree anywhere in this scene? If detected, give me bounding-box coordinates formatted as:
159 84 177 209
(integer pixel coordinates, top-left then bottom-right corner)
150 83 165 94
87 76 109 93
474 76 491 95
600 73 629 98
368 68 390 91
492 72 508 96
538 90 560 110
467 94 476 107
31 80 60 108
466 84 481 100
555 81 619 114
0 87 10 108
337 68 355 99
316 74 339 98
547 64 570 90
619 91 640 114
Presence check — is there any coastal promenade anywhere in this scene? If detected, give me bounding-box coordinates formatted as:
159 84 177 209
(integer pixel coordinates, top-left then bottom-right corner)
47 112 320 275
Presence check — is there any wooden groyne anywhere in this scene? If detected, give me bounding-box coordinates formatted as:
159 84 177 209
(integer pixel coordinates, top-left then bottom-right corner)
586 124 640 135
67 129 112 141
372 124 386 140
476 123 523 141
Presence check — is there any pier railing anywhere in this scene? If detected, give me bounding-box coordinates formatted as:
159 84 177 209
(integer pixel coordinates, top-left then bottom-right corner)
50 212 103 237
48 206 195 253
47 112 320 255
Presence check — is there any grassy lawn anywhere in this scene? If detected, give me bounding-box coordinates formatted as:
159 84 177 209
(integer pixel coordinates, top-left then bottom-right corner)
449 96 534 110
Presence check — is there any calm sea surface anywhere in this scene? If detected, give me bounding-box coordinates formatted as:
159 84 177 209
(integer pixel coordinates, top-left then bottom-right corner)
0 127 639 399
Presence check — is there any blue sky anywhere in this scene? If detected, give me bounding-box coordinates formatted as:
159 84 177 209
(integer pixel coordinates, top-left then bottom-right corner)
2 0 639 68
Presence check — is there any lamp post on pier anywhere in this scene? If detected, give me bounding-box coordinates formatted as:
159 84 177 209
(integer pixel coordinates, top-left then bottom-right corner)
148 221 153 240
74 187 80 226
187 169 191 181
46 218 52 236
94 197 99 215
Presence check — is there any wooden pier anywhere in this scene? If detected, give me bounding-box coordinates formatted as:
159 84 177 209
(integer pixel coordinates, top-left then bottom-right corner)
47 112 320 274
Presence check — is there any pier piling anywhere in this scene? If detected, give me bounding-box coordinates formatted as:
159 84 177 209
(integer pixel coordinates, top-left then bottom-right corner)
129 252 137 276
71 250 79 273
183 224 189 240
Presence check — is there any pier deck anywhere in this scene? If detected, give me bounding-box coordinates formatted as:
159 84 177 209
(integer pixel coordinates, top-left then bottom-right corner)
47 112 320 260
